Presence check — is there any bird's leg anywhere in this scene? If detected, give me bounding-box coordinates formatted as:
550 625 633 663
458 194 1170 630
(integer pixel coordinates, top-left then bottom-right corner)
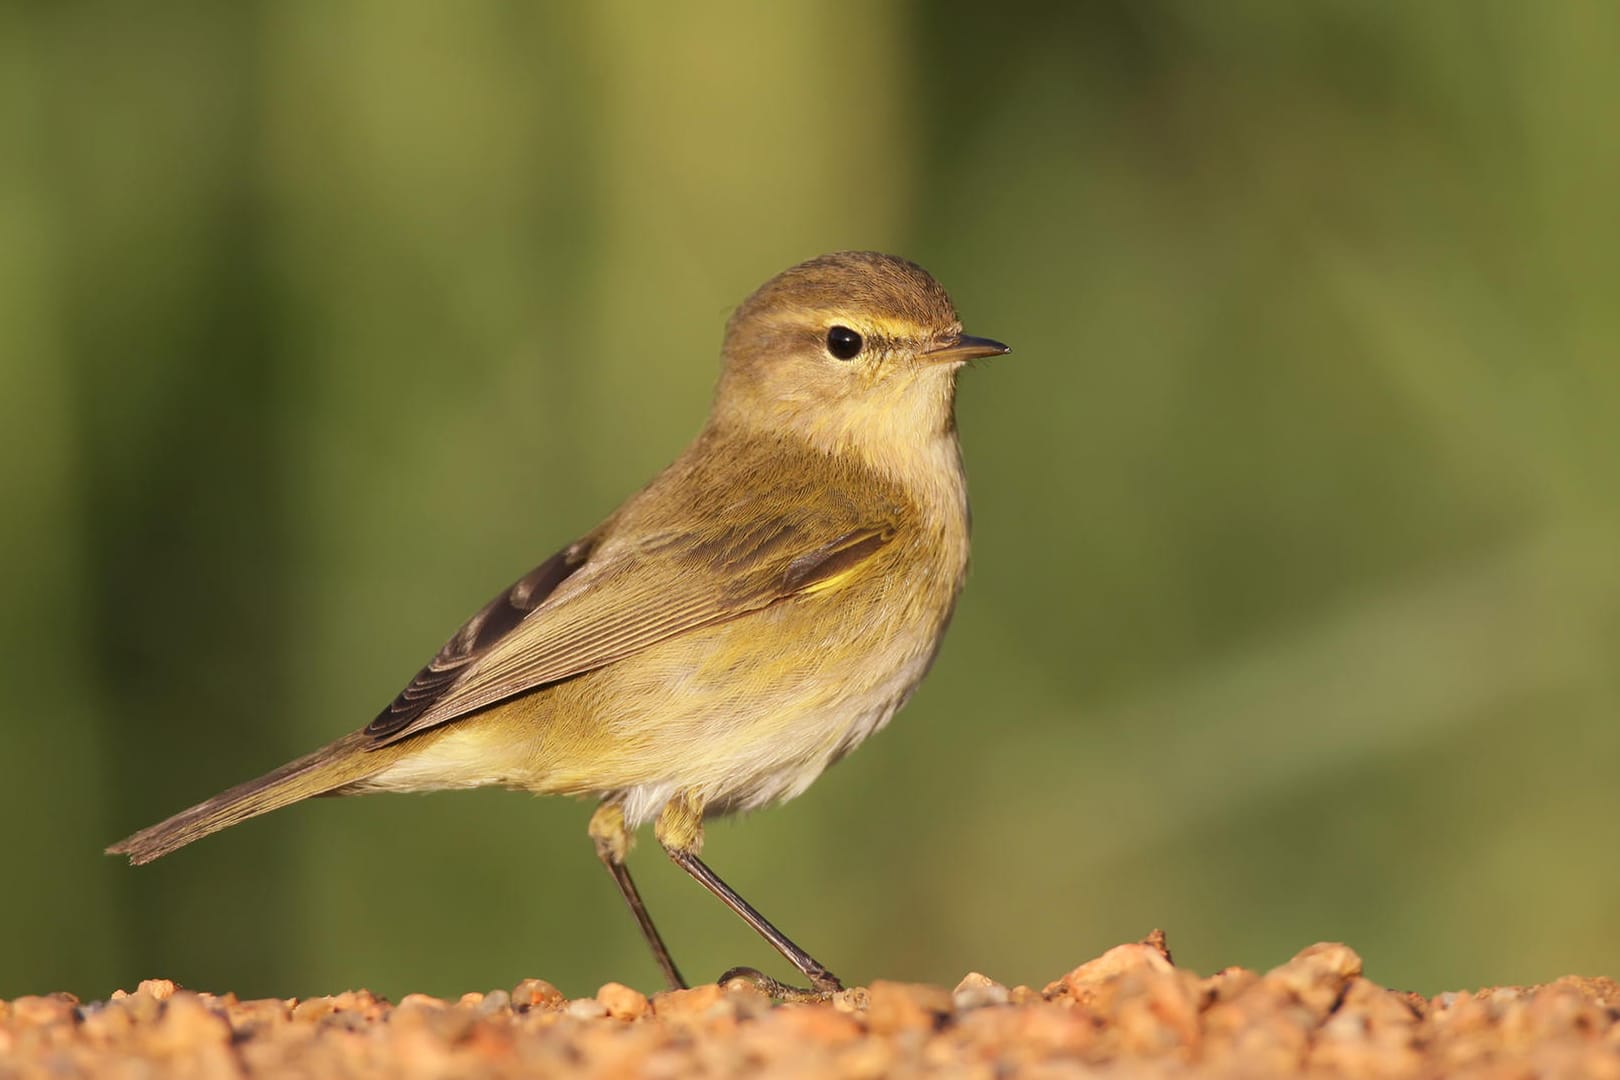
656 793 844 1001
589 801 687 991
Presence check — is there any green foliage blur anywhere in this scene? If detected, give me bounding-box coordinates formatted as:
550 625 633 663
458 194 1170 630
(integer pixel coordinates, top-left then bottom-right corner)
3 2 1617 1003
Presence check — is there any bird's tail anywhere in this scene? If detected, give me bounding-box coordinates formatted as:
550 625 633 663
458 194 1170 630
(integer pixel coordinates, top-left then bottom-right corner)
106 731 403 865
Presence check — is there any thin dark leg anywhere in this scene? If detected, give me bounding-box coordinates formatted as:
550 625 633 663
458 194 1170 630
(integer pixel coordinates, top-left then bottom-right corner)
666 847 844 996
598 852 687 991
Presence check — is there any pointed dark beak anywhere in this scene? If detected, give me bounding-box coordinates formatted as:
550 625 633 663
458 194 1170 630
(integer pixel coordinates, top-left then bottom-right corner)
924 333 1011 364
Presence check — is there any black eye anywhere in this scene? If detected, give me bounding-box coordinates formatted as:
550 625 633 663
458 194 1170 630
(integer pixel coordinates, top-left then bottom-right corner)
825 325 863 360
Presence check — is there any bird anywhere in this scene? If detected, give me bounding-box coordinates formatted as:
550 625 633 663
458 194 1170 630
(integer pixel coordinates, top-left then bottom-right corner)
108 250 1009 999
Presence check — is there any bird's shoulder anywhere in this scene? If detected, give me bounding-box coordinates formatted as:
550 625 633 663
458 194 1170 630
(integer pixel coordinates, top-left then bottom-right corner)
603 426 918 560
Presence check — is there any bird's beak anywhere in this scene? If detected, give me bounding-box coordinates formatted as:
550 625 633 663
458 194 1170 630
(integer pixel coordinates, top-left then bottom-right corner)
923 334 1011 364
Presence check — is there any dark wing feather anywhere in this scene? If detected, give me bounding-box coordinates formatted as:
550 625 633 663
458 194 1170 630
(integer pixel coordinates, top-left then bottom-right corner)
364 538 595 738
363 503 896 749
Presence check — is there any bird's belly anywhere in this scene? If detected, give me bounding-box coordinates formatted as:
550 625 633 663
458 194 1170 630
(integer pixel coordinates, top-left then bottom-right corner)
585 598 943 825
523 562 957 816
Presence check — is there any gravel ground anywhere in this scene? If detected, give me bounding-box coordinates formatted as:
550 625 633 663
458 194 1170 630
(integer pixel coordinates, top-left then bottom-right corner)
4 933 1618 1078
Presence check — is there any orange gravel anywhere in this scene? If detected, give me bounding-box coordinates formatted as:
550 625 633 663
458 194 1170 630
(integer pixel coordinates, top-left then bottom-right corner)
4 933 1618 1078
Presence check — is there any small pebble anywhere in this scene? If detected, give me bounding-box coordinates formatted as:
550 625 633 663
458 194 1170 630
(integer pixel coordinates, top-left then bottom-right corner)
511 978 565 1009
476 989 511 1017
952 972 1010 1010
650 984 724 1020
565 997 609 1020
291 997 334 1023
136 979 178 1002
596 982 649 1021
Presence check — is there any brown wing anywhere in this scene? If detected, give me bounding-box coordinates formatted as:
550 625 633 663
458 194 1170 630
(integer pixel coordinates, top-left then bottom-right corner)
363 508 895 749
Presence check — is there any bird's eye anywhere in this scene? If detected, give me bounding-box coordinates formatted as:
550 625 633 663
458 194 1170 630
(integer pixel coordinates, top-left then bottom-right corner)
825 325 863 360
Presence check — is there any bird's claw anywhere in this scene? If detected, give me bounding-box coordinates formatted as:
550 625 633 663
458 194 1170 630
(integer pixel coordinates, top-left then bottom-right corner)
718 965 843 1002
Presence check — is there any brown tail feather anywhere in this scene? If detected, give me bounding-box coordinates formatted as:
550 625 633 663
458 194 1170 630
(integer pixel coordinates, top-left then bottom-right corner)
106 731 399 865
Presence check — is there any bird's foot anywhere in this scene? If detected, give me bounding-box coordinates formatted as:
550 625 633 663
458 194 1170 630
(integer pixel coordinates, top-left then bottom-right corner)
718 965 843 1003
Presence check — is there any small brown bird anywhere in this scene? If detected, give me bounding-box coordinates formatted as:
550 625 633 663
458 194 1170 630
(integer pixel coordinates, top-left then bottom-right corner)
109 251 1008 998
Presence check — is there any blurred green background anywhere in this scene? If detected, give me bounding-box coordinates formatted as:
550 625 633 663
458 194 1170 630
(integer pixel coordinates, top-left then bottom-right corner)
3 1 1618 1004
